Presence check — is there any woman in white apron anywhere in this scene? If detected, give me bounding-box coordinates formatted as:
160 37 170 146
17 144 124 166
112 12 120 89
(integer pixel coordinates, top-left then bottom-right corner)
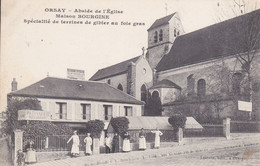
67 131 80 157
139 128 146 150
84 133 92 155
151 128 163 149
122 132 131 152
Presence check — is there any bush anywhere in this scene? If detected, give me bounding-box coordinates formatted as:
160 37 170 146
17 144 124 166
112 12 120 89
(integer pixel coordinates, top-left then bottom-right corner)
86 120 105 138
168 114 187 131
110 117 129 137
22 121 73 139
2 97 41 135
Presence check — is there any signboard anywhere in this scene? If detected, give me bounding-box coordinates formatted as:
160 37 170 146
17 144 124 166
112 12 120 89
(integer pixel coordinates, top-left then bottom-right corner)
238 101 252 112
67 68 85 80
18 109 51 121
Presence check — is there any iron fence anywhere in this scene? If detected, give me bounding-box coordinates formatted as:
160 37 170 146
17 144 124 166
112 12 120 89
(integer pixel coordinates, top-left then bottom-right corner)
23 135 88 152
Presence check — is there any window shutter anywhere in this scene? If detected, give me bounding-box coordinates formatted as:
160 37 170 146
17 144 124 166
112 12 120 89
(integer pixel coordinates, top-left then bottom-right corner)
98 105 104 120
119 106 125 116
67 102 72 120
86 105 91 121
75 103 81 120
49 101 56 119
90 104 95 120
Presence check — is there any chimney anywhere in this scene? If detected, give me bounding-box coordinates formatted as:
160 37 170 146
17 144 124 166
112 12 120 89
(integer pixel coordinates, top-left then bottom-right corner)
11 78 17 91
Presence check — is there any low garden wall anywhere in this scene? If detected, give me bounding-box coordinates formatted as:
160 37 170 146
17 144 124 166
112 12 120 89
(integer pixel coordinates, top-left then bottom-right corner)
231 121 260 132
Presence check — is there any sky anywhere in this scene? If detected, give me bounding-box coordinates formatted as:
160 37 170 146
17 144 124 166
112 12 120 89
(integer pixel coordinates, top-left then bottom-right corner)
1 0 259 112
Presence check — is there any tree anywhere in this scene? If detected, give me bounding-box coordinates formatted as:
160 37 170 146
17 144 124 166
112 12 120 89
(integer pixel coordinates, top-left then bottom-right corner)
168 114 187 141
216 1 260 119
145 92 163 116
168 114 187 131
110 117 129 137
85 120 105 138
2 97 42 135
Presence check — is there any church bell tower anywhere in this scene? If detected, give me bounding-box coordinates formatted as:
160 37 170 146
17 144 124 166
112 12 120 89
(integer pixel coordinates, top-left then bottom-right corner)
146 12 184 69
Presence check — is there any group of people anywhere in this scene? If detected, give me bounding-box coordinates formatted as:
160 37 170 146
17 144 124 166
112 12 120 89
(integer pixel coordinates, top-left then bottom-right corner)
67 131 92 157
67 128 163 157
104 128 163 153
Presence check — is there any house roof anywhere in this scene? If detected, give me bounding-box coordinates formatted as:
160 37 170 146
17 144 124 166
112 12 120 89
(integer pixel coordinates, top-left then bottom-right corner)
147 13 176 31
107 116 203 131
89 56 140 81
156 9 260 72
8 77 144 105
150 79 181 90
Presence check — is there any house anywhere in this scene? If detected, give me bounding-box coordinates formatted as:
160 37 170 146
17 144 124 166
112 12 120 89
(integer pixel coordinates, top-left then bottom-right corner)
8 77 144 132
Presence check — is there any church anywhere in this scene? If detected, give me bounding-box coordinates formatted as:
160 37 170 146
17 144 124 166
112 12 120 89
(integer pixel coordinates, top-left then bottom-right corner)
90 10 260 121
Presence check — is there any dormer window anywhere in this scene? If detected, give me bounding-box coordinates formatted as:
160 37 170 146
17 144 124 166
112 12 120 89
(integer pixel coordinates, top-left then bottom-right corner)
154 31 158 43
159 29 163 41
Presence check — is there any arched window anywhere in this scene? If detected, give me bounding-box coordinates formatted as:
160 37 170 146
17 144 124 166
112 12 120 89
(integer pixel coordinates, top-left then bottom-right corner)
154 31 158 43
197 79 206 97
187 74 195 95
141 84 147 102
117 84 123 91
232 73 242 95
159 29 163 41
174 28 177 37
152 91 160 99
107 79 111 85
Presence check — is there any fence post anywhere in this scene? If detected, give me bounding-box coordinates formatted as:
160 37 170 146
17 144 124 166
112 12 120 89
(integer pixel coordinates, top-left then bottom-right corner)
45 137 49 149
13 129 24 166
223 118 231 139
177 128 183 144
92 138 100 155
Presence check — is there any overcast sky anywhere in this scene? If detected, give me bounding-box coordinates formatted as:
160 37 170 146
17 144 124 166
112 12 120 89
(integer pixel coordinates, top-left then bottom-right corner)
1 0 259 111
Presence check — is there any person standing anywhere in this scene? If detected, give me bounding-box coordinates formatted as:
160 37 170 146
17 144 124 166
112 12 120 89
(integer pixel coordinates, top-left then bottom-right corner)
83 133 92 156
25 140 36 164
105 133 112 153
151 128 163 149
122 132 131 152
139 128 146 150
67 131 80 157
112 133 119 153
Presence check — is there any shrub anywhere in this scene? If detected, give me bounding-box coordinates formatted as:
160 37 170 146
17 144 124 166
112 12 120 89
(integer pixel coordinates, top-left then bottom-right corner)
110 117 129 137
168 114 187 131
22 121 73 139
2 97 41 135
86 120 105 138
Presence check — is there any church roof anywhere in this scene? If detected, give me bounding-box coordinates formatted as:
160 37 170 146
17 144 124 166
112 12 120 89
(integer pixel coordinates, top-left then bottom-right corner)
8 77 144 105
156 9 260 72
147 13 176 31
89 56 140 81
150 79 181 89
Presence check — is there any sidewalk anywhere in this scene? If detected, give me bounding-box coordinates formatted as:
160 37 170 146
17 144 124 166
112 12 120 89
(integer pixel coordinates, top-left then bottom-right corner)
32 133 260 166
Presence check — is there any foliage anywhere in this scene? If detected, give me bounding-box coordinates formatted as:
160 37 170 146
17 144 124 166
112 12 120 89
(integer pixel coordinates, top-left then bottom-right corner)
22 121 73 139
145 92 163 116
110 117 129 137
85 120 105 138
2 97 41 135
168 114 187 131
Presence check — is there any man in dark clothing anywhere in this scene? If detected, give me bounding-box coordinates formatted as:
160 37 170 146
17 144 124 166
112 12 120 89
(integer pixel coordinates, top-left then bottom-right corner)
112 133 119 153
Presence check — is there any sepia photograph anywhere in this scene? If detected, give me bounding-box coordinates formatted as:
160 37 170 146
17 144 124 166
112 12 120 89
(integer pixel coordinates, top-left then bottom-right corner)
1 0 260 165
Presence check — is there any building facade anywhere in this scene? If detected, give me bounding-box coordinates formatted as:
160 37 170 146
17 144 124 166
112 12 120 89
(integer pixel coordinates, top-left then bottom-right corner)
90 10 260 120
8 77 144 131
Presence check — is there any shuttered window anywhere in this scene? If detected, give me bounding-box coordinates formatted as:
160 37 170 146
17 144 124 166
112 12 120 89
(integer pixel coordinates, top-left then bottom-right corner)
103 105 112 120
81 104 91 120
56 102 67 119
124 106 133 116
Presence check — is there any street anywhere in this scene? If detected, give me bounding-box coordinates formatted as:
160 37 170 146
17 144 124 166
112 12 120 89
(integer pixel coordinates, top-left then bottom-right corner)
103 144 260 166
